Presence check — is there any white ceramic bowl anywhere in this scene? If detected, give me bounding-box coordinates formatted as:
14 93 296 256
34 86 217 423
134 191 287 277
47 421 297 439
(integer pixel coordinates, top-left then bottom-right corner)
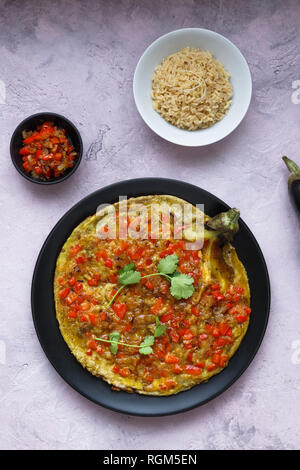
133 28 252 146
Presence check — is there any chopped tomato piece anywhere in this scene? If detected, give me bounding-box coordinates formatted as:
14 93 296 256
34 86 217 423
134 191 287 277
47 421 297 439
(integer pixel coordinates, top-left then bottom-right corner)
187 351 193 362
153 346 165 359
105 258 113 269
119 367 131 378
99 311 107 321
212 353 221 365
74 281 83 293
225 301 233 311
219 355 228 367
145 280 154 290
198 333 208 342
109 273 117 283
88 274 101 286
23 135 37 144
112 303 127 319
68 310 77 319
57 277 65 286
127 247 145 261
115 241 129 255
234 285 244 294
232 293 242 302
212 291 225 301
122 322 132 333
229 307 238 315
143 371 154 383
150 297 164 314
170 330 180 343
79 302 91 311
95 249 108 261
191 306 199 316
206 363 217 371
88 314 97 326
195 361 205 368
59 288 70 299
173 364 183 374
65 293 77 305
69 244 82 257
159 246 176 258
164 353 179 364
164 379 176 389
68 276 76 287
218 323 230 336
185 365 203 376
226 327 233 337
216 337 226 347
79 314 89 322
183 330 194 340
19 146 32 155
236 314 248 323
179 328 188 337
22 161 31 171
88 340 97 350
34 165 43 175
212 328 220 338
160 312 173 323
211 283 220 291
161 335 169 345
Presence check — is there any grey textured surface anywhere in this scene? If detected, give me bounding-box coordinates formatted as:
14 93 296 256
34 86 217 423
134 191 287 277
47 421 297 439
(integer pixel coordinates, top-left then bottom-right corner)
0 0 300 450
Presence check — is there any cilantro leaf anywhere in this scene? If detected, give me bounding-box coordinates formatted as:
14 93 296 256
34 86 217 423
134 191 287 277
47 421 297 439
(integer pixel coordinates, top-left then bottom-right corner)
158 254 179 275
119 270 141 285
140 335 155 348
139 346 153 355
170 273 194 299
139 335 154 355
154 316 166 338
154 325 166 338
119 263 136 275
109 332 120 354
97 319 167 357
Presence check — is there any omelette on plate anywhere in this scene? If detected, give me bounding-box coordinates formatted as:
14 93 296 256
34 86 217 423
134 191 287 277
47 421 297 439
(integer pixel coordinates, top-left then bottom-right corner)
54 195 250 395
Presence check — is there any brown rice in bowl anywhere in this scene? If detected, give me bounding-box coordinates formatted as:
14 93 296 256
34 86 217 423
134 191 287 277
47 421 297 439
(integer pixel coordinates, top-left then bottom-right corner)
151 47 233 131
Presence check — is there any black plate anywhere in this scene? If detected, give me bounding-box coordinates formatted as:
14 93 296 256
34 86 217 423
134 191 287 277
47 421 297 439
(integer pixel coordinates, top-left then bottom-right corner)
31 178 270 416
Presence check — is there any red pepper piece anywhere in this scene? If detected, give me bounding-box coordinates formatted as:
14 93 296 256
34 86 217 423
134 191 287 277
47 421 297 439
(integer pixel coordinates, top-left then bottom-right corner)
112 303 127 320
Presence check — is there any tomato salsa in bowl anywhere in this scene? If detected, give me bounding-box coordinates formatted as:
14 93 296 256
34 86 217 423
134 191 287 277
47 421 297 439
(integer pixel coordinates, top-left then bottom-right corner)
10 112 83 185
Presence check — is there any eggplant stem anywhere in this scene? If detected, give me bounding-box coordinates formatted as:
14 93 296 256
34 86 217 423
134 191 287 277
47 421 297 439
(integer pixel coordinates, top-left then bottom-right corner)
282 156 300 186
206 208 240 242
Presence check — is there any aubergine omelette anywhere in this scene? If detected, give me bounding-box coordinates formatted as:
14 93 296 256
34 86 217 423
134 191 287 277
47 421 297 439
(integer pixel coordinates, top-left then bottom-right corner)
54 195 251 395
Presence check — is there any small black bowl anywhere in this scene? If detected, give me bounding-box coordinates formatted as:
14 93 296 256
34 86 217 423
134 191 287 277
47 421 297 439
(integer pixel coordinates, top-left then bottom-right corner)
10 112 83 185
